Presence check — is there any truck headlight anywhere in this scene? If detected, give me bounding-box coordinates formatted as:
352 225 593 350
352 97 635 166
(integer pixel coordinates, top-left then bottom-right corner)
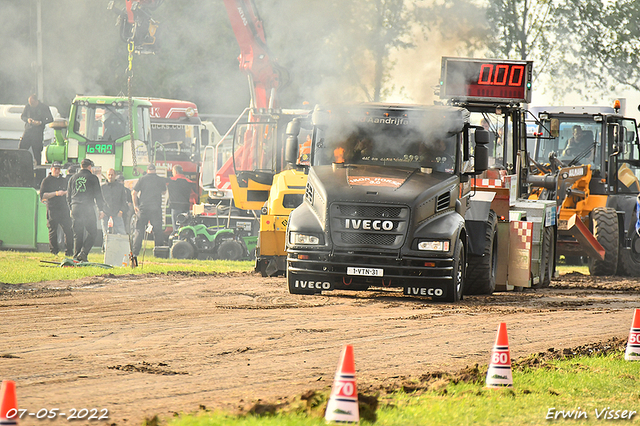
418 240 450 251
290 232 320 245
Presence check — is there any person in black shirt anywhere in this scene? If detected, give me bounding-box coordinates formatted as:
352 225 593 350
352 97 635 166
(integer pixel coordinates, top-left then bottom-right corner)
19 95 53 166
116 173 134 234
132 164 167 256
167 165 197 230
67 158 105 262
40 161 73 256
101 168 128 237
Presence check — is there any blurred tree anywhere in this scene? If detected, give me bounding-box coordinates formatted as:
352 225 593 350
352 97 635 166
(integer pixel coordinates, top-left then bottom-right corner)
554 0 640 98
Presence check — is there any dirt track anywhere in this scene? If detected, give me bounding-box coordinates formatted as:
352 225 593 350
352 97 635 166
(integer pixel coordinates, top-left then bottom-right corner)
1 271 638 425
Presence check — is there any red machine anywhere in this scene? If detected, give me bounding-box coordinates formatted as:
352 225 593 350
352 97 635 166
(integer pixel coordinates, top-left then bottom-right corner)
144 98 202 178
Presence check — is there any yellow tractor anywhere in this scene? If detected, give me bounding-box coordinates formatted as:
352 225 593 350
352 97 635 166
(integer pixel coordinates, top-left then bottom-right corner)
528 104 640 275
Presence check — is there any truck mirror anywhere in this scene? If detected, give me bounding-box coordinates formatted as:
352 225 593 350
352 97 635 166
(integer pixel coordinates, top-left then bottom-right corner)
550 118 560 138
474 129 490 172
284 119 301 167
312 108 329 129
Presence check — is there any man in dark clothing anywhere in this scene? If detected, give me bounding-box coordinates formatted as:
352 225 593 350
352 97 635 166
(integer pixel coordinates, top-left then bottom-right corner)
132 164 167 256
116 173 134 234
67 158 105 262
40 161 73 256
101 168 128 237
167 164 198 230
19 95 53 166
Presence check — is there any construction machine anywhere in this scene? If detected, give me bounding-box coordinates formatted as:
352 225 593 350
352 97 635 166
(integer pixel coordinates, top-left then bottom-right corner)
200 0 309 276
528 103 640 275
283 58 556 301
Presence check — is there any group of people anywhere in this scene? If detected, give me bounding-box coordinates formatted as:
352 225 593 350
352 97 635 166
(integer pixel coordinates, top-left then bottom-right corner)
39 161 197 262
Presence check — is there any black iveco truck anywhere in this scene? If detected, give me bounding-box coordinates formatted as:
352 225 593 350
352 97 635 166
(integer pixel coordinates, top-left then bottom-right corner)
283 103 494 302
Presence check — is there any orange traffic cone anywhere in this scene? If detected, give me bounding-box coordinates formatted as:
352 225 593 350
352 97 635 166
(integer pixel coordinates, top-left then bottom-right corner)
0 380 18 425
625 308 640 361
325 344 359 424
485 322 513 388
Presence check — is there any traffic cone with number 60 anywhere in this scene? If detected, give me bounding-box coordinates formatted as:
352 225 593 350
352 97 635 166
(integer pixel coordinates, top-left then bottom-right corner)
625 308 640 361
0 380 18 426
485 322 513 388
325 344 359 424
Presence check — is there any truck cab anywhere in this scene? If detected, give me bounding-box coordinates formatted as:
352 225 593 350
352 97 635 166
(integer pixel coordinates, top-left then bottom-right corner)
285 103 490 302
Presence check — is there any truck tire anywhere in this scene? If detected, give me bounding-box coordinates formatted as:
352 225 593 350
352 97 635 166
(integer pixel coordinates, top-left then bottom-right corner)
170 240 196 259
533 225 555 288
465 211 497 295
444 239 465 302
588 207 619 276
617 221 640 276
218 240 243 261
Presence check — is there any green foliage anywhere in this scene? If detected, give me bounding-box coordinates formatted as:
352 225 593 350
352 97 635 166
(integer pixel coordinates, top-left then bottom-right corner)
0 250 253 285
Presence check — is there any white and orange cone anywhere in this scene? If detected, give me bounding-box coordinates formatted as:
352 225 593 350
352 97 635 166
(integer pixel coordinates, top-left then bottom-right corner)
485 322 513 388
625 308 640 361
325 344 359 424
0 380 18 426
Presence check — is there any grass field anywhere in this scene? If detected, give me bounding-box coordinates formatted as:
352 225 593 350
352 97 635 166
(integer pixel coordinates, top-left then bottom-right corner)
0 249 254 285
164 349 639 426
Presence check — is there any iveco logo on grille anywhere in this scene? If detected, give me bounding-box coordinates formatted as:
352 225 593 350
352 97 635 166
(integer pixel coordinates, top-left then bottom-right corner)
344 219 394 230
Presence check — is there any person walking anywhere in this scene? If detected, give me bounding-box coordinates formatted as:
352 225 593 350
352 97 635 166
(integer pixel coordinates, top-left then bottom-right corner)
19 94 53 166
39 161 73 257
167 165 197 230
132 164 167 256
67 158 105 262
101 168 128 238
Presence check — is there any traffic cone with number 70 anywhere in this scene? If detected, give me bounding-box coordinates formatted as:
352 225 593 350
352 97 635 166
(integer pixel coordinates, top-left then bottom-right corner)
625 308 640 361
0 380 19 426
485 322 513 388
325 344 359 424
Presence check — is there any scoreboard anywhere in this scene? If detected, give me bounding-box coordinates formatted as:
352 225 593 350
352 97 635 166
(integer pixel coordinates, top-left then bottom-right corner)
440 57 533 103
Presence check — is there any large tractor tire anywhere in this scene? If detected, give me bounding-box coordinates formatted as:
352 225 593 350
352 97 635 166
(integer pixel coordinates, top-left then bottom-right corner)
444 239 465 303
588 207 619 276
533 225 555 288
465 211 498 295
617 218 640 276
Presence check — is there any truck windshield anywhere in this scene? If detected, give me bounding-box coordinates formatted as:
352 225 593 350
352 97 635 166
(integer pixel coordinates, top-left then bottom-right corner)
313 121 458 174
152 122 200 163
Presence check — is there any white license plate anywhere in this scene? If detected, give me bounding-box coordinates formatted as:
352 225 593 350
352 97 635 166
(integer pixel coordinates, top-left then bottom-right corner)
347 267 383 277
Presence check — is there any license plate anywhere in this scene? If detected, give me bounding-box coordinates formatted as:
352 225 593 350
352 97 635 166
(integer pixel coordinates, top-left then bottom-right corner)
347 267 383 277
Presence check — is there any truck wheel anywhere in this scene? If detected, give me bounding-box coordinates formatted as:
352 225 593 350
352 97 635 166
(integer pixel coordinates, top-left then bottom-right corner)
444 240 465 302
533 225 555 288
218 240 243 261
617 223 640 276
170 240 196 259
465 211 497 295
588 207 619 276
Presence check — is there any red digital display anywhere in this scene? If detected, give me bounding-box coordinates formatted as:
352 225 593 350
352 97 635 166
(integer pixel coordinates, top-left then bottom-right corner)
440 57 532 103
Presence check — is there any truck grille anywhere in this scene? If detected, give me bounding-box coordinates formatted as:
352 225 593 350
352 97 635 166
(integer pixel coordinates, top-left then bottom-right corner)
330 202 408 249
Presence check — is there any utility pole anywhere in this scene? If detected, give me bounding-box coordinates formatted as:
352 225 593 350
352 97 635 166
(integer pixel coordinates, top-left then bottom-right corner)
36 0 44 101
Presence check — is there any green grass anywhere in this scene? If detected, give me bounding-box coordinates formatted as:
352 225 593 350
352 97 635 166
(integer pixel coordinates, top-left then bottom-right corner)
165 351 640 426
0 250 253 285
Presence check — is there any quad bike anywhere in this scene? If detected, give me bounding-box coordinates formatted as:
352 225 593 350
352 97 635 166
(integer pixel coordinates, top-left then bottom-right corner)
168 212 257 261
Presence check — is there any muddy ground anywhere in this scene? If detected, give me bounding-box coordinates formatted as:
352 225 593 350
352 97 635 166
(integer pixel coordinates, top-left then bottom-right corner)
1 271 638 425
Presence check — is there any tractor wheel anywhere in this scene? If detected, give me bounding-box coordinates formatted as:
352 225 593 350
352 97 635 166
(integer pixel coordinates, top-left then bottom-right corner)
617 222 640 276
533 225 555 288
588 207 619 276
465 211 497 295
443 239 465 303
170 240 196 259
218 240 243 261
